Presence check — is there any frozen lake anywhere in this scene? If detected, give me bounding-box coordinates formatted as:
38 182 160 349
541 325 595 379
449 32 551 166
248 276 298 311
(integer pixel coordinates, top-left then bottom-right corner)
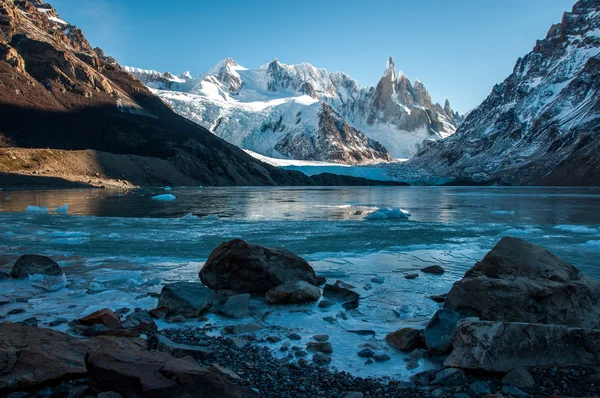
1 186 600 379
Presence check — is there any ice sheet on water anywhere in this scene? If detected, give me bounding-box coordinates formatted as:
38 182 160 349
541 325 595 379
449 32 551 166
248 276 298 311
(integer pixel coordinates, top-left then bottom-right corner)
151 194 176 201
554 225 599 234
29 273 67 292
490 210 515 215
25 205 48 213
365 208 410 220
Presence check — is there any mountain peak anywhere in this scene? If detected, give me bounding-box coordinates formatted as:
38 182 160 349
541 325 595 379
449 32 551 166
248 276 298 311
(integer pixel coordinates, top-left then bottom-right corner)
383 56 396 80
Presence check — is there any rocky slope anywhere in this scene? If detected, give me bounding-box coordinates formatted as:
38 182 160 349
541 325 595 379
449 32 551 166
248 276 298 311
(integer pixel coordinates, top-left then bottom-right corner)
124 57 462 163
408 0 600 185
0 0 353 187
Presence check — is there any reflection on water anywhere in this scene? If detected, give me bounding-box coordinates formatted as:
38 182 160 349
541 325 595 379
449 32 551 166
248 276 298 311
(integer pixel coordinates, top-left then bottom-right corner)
1 186 600 224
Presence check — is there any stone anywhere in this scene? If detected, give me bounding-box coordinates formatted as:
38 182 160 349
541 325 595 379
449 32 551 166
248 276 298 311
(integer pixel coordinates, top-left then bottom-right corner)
318 299 334 308
157 282 212 317
315 276 327 286
18 317 37 327
199 239 317 294
429 294 447 303
295 350 308 357
221 323 263 335
97 393 122 398
386 327 422 352
421 265 445 275
322 283 359 309
404 273 419 279
405 359 419 369
86 346 258 397
502 386 528 397
445 320 600 372
357 348 375 358
373 354 391 362
266 335 282 343
502 367 535 388
306 341 333 354
312 352 331 365
82 324 110 337
445 237 600 328
431 368 468 386
78 308 122 329
121 310 158 333
288 333 302 340
345 392 364 398
424 309 477 354
469 381 492 396
65 385 89 398
149 306 169 319
265 281 320 304
210 291 251 318
0 271 10 280
0 323 145 392
370 276 385 284
10 255 62 278
156 335 215 360
48 317 68 327
167 315 186 323
313 334 329 342
410 370 434 386
431 388 444 398
209 363 241 380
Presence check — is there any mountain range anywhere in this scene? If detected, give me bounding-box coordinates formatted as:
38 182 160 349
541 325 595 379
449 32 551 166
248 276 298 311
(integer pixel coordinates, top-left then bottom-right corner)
0 0 407 187
124 57 463 164
406 0 600 185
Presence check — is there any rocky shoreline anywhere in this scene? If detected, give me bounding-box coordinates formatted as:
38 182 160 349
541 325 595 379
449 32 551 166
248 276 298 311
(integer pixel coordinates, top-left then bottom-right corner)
2 237 600 397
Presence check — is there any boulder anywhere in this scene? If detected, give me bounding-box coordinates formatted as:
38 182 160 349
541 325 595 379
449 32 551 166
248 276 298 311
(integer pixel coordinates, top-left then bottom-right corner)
0 323 145 393
445 320 600 372
265 281 320 304
322 283 359 309
430 368 468 386
421 265 445 275
221 323 263 335
199 239 317 294
445 237 600 328
306 341 333 354
78 308 122 329
121 310 158 333
502 367 535 388
210 291 250 319
149 306 169 319
424 309 477 354
157 282 212 317
85 347 257 398
10 255 62 278
385 327 422 352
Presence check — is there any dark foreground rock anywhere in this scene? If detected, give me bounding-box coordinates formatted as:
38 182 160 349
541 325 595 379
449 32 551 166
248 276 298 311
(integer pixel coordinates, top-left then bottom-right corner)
385 328 422 352
423 309 476 354
10 254 62 278
200 239 317 294
445 237 600 328
0 323 145 393
445 320 600 372
86 347 257 398
157 282 212 317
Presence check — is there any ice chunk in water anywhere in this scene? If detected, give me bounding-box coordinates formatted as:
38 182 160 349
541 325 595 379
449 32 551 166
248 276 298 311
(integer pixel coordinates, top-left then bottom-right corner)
554 225 599 234
29 273 67 292
204 214 219 221
25 205 49 213
490 210 515 215
164 187 172 191
365 207 410 220
108 233 121 239
52 204 69 214
151 194 176 201
182 212 199 220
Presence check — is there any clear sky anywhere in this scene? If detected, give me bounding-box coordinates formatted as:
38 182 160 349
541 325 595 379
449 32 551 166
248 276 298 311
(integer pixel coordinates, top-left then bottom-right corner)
52 0 574 113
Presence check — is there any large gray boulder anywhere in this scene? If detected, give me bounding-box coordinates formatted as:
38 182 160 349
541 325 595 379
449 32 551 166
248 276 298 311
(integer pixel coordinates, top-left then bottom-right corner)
424 309 477 354
445 320 600 372
199 239 317 294
157 282 212 317
10 254 62 278
445 237 600 328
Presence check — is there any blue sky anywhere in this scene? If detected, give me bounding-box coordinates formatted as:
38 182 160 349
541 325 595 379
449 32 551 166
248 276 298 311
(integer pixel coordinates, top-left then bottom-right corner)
52 0 574 113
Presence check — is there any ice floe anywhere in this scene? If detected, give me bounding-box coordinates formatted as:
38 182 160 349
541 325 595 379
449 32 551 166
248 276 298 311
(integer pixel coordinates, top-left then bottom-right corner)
365 207 410 220
151 194 176 201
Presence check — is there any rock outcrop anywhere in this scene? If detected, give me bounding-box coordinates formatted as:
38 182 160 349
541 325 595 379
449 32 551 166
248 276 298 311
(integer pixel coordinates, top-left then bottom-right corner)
445 320 600 372
200 239 317 294
445 237 600 328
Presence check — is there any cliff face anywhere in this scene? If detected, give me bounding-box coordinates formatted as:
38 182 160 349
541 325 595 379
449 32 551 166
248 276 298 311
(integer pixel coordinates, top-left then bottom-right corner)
0 0 317 186
409 0 600 185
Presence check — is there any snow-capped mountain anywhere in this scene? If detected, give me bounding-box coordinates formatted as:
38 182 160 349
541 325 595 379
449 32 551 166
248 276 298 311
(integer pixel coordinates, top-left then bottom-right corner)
408 0 600 185
124 57 461 164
